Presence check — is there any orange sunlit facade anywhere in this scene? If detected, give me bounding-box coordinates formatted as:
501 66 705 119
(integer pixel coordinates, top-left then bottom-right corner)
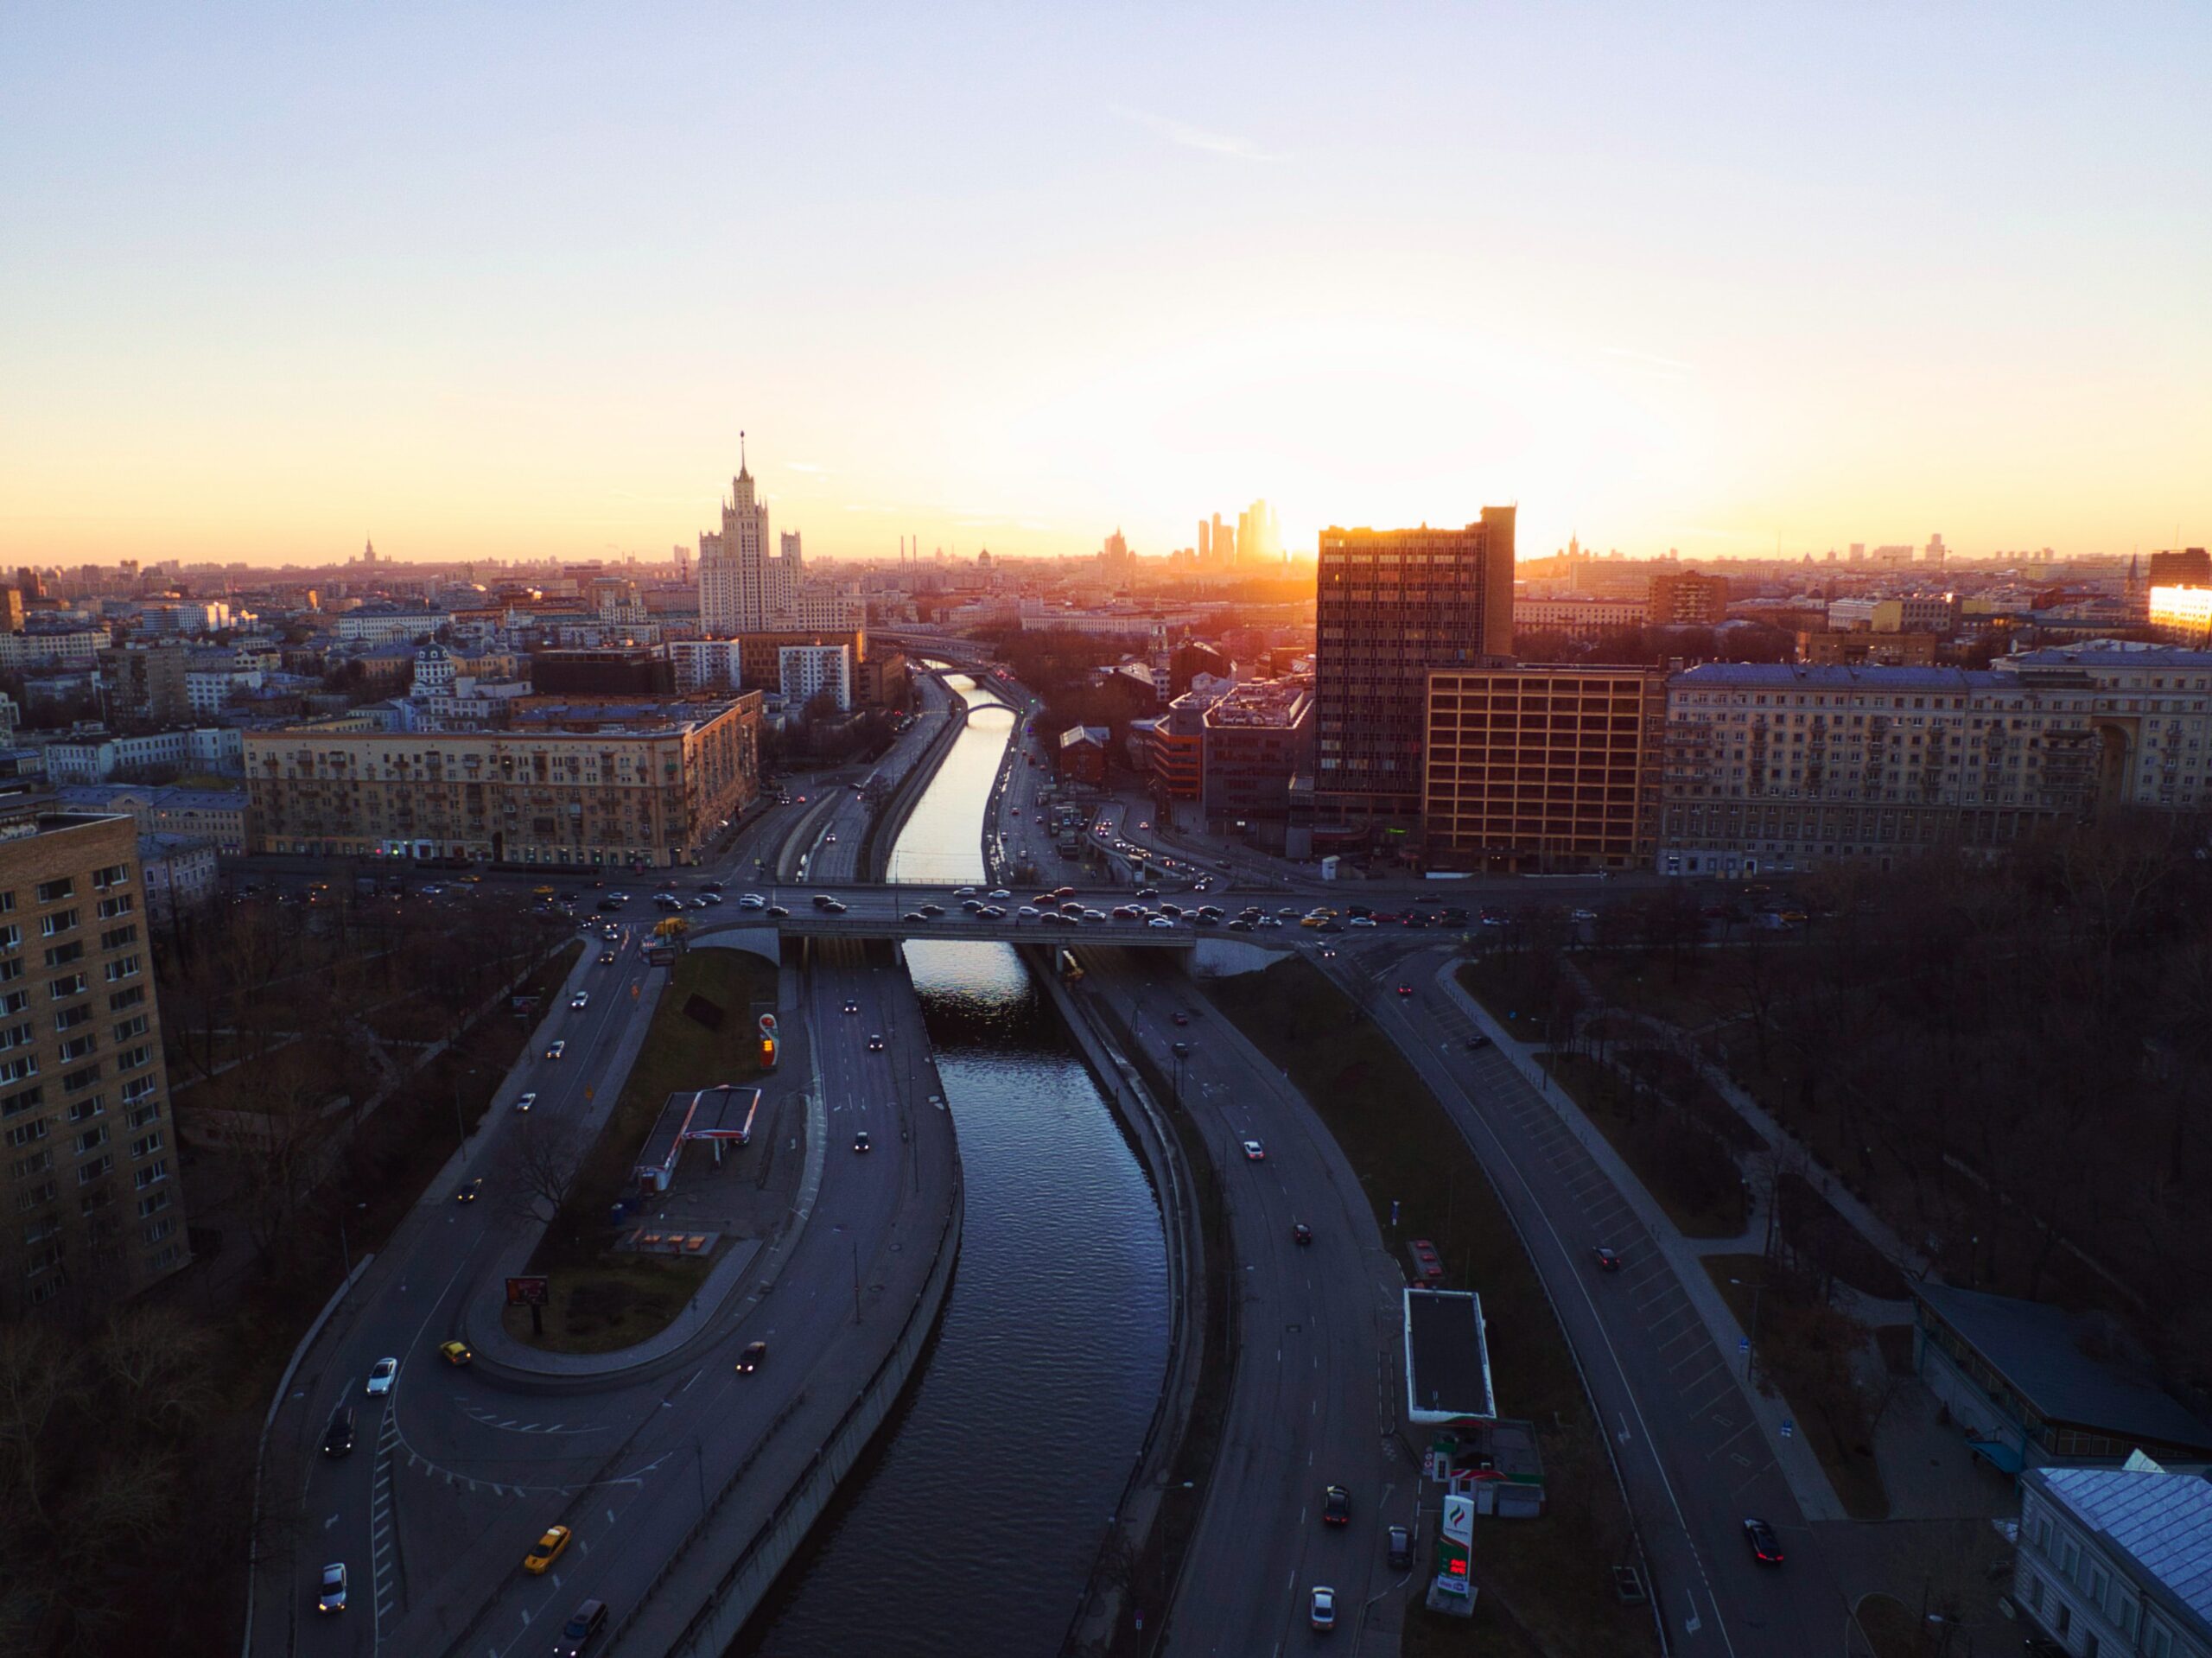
1422 666 1664 871
2148 586 2212 646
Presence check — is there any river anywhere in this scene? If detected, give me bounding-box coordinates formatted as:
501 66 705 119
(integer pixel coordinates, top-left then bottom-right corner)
733 675 1170 1655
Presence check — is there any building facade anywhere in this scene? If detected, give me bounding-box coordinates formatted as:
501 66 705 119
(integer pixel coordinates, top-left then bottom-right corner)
1315 507 1516 826
245 695 763 867
2016 1464 2212 1658
1201 676 1315 831
0 804 188 1314
1424 666 1664 870
1515 595 1649 638
1654 645 2212 877
778 644 852 712
1647 569 1728 626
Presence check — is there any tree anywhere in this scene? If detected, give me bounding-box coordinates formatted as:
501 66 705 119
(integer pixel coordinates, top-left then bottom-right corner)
505 1115 586 1223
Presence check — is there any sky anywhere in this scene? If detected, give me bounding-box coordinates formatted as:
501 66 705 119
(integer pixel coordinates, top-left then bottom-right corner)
3 2 2208 569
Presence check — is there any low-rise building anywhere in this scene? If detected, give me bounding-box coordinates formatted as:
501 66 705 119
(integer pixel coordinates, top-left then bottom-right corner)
246 694 763 867
1515 595 1649 638
137 833 219 918
1200 675 1314 838
1055 725 1109 787
54 785 249 854
2016 1460 2212 1658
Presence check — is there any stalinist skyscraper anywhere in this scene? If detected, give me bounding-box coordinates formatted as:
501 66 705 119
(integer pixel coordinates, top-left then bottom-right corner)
697 442 784 633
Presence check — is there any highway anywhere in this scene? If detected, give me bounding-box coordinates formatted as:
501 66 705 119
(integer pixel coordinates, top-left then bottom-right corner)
255 924 956 1655
1071 945 1413 1655
1311 938 1849 1656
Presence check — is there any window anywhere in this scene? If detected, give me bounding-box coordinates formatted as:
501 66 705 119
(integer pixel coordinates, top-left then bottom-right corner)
111 1014 147 1043
76 1153 111 1184
132 1159 167 1190
106 986 143 1013
136 1187 169 1218
41 942 82 969
49 973 86 1001
129 1130 161 1159
104 956 140 983
53 1004 89 1033
95 894 132 920
39 909 77 937
99 924 137 951
34 878 73 903
90 865 126 890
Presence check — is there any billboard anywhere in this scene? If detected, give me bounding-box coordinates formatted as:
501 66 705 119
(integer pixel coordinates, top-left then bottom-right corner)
505 1275 550 1307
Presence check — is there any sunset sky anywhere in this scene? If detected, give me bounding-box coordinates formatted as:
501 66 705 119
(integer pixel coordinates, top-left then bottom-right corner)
3 3 2206 569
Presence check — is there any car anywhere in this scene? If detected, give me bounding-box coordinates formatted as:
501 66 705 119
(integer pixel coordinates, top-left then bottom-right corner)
1241 1139 1266 1161
1171 1040 1192 1058
1170 1010 1190 1026
552 1599 609 1658
702 880 725 892
322 1406 357 1458
317 1561 348 1614
868 1032 885 1051
736 1340 768 1374
1349 916 1378 928
1593 1246 1624 1272
843 998 861 1014
1571 908 1599 923
523 1525 573 1575
1322 1483 1351 1526
365 1357 397 1396
1743 1517 1784 1566
765 905 790 918
954 886 976 897
597 950 616 965
853 1131 873 1153
514 1091 537 1113
988 889 1011 901
439 1340 472 1366
1310 1585 1336 1631
902 912 928 924
456 1178 483 1204
811 893 837 908
1138 821 1152 830
1387 1524 1413 1570
1465 1032 1491 1050
917 902 945 917
1395 983 1414 997
545 1039 566 1059
1292 1223 1313 1246
739 893 766 909
824 833 838 844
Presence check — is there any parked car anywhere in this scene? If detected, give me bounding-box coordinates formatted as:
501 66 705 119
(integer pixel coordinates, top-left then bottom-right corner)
1387 1524 1413 1570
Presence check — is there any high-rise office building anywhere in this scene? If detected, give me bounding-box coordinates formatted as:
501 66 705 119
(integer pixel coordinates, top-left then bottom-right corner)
1314 506 1516 826
2147 548 2211 589
0 797 188 1315
1237 499 1281 564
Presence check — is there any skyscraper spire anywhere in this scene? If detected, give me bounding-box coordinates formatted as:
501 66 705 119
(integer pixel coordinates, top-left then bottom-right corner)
739 429 748 481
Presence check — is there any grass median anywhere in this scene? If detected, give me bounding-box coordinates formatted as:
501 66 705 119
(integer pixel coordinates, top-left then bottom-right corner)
514 945 779 1351
1204 958 1657 1658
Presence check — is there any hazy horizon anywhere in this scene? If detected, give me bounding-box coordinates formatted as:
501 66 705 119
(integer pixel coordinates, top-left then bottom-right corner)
3 3 2205 570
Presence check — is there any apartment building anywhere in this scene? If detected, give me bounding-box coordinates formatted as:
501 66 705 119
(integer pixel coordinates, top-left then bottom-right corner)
1515 595 1649 638
1424 666 1665 871
1316 508 1516 826
2016 1462 2211 1658
0 801 187 1314
779 644 852 712
1646 569 1728 626
245 694 763 867
1655 645 2212 876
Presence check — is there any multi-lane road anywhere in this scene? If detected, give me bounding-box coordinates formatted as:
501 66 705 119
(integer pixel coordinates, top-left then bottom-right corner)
254 906 956 1655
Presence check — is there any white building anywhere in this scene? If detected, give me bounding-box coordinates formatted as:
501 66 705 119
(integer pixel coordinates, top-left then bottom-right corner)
669 638 743 694
137 833 220 918
2017 1459 2211 1658
698 461 788 634
0 627 110 670
335 607 444 645
779 644 852 712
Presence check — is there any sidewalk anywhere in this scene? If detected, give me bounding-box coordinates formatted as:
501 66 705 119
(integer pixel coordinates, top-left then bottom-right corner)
1432 951 1852 1522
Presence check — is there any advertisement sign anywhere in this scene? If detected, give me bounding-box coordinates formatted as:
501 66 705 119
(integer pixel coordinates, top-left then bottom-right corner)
505 1276 550 1307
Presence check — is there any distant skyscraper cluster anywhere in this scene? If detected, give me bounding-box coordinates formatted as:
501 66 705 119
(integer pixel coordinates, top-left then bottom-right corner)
1193 500 1281 568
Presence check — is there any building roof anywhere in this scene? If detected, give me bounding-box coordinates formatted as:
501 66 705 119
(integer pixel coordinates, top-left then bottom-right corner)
1672 662 1998 693
1916 1283 2212 1452
2029 1465 2212 1641
2003 643 2212 670
1058 725 1108 750
1404 1289 1497 1425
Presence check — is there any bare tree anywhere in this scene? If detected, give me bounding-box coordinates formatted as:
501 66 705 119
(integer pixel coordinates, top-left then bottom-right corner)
505 1115 587 1223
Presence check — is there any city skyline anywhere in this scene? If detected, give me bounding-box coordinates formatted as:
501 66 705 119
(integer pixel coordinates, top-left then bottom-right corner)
3 6 2208 569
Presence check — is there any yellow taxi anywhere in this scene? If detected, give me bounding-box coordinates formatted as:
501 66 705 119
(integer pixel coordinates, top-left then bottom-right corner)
522 1525 572 1575
438 1341 472 1367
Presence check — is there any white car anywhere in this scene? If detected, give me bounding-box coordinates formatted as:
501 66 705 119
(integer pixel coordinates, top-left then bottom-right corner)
739 893 766 909
318 1562 348 1615
1349 917 1378 928
988 889 1012 900
1241 1139 1267 1161
513 1091 537 1113
1147 916 1176 930
570 992 589 1010
365 1357 397 1396
1310 1585 1336 1630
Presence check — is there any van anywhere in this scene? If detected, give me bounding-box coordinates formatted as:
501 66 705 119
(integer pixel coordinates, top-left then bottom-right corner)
552 1599 608 1656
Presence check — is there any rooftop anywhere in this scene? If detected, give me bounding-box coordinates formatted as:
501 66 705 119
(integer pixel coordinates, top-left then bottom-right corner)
1916 1283 2212 1453
1404 1288 1497 1425
2028 1464 2212 1641
1205 676 1314 728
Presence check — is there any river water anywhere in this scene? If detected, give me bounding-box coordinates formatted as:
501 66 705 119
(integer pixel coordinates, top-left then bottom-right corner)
733 677 1170 1656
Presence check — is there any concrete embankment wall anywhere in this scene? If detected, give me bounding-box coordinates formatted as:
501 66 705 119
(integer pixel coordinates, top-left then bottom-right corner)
859 676 970 880
620 1172 963 1658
